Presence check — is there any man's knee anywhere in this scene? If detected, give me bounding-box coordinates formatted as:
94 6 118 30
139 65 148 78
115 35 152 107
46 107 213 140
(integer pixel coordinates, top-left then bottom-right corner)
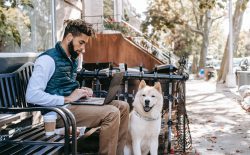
119 100 129 110
113 100 130 113
104 106 120 122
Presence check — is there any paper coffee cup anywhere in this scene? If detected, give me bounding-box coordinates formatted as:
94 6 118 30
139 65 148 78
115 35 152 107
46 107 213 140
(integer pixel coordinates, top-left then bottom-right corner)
43 114 57 136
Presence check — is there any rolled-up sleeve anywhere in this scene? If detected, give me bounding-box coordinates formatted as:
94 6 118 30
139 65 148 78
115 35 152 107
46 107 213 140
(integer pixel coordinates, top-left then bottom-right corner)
26 55 64 106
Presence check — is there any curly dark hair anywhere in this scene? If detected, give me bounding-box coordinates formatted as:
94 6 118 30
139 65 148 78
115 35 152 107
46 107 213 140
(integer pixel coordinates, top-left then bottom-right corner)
63 19 95 38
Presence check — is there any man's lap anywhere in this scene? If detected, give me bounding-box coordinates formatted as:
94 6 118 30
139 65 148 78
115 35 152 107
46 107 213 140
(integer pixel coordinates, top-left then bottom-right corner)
57 100 128 128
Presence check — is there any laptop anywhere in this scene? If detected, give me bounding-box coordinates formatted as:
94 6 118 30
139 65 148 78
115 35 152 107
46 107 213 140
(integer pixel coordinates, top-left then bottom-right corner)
71 72 124 106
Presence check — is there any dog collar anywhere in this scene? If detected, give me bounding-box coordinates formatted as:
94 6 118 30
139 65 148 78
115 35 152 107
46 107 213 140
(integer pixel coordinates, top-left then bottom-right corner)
134 110 160 121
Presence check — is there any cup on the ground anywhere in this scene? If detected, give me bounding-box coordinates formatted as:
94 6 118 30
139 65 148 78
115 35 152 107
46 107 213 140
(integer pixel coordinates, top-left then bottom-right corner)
43 114 57 136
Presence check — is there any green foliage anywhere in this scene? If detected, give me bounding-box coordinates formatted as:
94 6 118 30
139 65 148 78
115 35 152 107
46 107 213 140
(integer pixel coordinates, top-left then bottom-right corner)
123 9 129 22
103 20 131 35
104 0 113 18
174 32 195 57
10 25 21 46
199 0 216 10
142 0 184 31
0 0 32 49
142 0 227 58
20 0 33 8
142 1 193 57
241 0 249 10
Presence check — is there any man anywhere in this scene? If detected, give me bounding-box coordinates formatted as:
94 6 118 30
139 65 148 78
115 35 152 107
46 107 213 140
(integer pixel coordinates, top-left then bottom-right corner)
26 19 129 155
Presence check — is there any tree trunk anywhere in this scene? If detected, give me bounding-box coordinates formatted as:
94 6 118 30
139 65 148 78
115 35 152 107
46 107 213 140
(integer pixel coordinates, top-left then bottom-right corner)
199 10 212 70
218 0 249 82
218 38 229 83
192 54 198 73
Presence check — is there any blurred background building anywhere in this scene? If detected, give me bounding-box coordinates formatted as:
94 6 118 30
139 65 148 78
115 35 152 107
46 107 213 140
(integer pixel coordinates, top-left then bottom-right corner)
0 0 143 53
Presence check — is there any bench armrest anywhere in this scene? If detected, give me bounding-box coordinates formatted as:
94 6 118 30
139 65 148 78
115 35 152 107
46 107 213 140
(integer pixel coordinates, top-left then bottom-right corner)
56 107 77 154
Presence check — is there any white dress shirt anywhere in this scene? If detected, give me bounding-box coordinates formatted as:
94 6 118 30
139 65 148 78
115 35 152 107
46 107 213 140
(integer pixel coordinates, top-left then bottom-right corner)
26 55 65 106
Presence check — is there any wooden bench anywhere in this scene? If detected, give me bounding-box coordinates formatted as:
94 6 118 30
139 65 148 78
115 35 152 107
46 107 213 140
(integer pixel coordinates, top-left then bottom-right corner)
0 62 77 155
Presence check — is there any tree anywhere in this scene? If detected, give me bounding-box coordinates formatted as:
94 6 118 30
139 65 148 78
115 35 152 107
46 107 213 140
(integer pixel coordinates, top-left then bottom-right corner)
142 0 192 57
142 0 225 71
218 0 249 82
104 0 114 18
0 0 33 52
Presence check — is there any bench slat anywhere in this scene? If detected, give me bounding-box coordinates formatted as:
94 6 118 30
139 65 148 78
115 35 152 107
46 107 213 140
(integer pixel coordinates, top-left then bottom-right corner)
30 137 64 155
0 78 8 107
1 131 48 154
0 127 65 155
19 70 28 107
40 146 64 155
9 76 18 107
12 126 44 140
14 75 22 107
0 127 44 153
5 77 14 107
22 135 63 155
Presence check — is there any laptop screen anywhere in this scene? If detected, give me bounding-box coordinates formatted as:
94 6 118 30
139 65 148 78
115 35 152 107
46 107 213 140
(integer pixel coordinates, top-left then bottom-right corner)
71 72 124 105
103 72 124 104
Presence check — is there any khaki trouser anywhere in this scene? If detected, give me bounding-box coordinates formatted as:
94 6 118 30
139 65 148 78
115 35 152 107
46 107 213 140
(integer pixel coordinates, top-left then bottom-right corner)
57 100 129 155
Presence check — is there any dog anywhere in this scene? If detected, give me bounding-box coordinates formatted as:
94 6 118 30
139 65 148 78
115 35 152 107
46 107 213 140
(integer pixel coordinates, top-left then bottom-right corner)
124 80 163 155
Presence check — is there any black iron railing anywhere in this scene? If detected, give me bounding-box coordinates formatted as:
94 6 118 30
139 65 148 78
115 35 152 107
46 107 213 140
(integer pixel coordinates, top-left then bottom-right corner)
77 59 192 154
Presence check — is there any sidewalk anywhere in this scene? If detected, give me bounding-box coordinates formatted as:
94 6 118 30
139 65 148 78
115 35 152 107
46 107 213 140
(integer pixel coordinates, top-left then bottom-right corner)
186 78 250 155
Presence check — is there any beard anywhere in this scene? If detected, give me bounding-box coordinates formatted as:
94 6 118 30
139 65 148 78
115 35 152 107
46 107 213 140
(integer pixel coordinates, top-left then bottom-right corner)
68 40 78 60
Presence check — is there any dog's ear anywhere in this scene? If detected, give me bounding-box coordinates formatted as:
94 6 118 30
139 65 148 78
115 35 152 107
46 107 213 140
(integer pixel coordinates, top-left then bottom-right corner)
154 82 162 93
139 80 146 90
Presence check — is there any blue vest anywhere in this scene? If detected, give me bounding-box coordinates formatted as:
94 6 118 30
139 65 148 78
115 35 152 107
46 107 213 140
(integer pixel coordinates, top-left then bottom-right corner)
40 42 79 96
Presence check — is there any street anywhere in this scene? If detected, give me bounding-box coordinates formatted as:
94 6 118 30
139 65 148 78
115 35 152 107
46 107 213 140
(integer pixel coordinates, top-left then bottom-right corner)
186 79 250 155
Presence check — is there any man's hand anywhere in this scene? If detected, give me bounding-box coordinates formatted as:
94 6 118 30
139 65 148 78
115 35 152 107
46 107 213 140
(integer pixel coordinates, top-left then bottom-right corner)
64 89 89 103
81 87 93 97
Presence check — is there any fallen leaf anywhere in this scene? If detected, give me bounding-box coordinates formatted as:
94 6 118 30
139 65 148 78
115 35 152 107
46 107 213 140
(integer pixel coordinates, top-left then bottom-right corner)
207 136 217 143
